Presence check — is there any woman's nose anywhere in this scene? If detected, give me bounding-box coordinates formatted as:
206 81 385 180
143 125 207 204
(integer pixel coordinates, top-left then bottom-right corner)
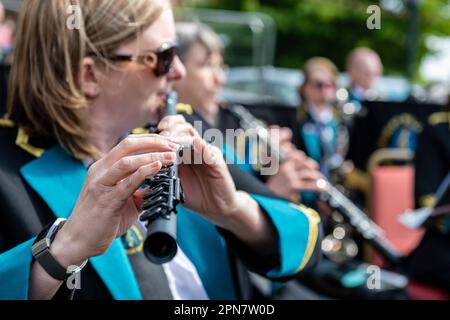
214 66 227 87
214 72 224 87
167 56 186 81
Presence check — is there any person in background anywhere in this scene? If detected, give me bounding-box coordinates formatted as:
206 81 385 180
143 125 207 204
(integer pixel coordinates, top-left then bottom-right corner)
403 96 450 293
173 21 324 300
346 47 383 105
295 57 347 180
0 1 14 64
173 22 324 204
414 95 450 209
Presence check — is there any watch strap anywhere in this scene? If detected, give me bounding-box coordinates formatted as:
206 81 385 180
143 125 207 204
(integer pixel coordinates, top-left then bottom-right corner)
32 238 70 281
32 219 73 281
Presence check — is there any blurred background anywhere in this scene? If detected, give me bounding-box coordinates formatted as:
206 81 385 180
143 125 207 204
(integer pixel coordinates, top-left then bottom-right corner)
3 0 450 105
168 0 450 106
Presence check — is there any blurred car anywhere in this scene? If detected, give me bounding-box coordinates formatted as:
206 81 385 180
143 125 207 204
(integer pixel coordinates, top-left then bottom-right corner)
221 66 412 108
221 66 303 107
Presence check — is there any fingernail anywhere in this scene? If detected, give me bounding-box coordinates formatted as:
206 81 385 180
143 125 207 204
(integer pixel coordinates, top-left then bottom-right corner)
192 139 201 153
165 152 176 161
169 142 179 150
152 161 162 169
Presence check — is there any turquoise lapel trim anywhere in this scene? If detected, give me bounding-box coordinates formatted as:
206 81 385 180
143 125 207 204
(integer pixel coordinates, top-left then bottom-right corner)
301 124 321 163
20 146 142 300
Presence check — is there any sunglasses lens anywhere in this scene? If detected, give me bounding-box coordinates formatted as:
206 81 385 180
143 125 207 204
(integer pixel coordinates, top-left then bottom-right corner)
154 47 175 77
312 81 334 89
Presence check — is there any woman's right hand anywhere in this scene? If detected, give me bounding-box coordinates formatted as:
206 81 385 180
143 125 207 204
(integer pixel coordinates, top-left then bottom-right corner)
50 134 179 267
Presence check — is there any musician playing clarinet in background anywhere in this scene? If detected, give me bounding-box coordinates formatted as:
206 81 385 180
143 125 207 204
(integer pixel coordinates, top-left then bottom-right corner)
173 22 338 299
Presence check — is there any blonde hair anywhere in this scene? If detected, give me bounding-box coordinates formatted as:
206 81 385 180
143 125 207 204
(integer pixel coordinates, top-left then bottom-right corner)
7 0 167 160
300 57 338 100
303 57 338 83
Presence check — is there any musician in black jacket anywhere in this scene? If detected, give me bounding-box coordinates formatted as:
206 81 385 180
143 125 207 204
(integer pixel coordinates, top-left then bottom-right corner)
402 100 450 293
414 103 450 209
0 0 321 300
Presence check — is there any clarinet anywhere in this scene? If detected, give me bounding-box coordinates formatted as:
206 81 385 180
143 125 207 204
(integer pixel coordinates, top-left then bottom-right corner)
140 91 184 264
227 104 403 265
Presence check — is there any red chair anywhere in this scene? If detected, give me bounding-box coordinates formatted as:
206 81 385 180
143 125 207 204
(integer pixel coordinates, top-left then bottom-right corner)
369 149 424 259
368 149 449 300
371 166 424 256
407 281 450 300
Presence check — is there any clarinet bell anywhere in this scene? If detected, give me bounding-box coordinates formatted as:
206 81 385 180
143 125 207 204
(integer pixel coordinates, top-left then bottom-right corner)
143 217 178 264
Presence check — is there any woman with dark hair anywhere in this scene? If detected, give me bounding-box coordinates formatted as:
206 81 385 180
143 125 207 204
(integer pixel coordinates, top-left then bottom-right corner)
173 22 324 202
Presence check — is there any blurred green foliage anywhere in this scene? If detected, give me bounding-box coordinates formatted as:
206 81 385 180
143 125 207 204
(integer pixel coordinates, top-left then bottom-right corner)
184 0 450 79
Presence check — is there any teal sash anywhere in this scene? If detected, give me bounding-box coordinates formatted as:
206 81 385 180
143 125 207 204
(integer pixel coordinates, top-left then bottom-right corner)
20 146 142 300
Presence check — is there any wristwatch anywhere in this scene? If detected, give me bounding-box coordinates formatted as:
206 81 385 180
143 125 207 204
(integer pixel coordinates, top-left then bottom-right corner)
32 218 88 281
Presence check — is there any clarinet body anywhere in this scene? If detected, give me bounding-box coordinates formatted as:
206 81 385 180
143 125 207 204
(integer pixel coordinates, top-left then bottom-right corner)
227 104 402 265
140 91 184 264
316 179 402 264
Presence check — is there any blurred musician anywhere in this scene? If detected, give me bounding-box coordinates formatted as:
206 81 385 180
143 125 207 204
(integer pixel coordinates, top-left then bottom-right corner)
174 22 324 201
346 47 384 106
414 96 450 209
0 1 14 64
296 57 349 181
173 22 325 299
404 164 450 293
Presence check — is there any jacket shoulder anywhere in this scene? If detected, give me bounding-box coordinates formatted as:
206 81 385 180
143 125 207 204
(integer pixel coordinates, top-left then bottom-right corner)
0 125 37 176
428 112 450 127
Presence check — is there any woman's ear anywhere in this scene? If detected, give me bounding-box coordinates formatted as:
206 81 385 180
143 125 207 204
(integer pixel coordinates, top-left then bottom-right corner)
79 57 100 99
